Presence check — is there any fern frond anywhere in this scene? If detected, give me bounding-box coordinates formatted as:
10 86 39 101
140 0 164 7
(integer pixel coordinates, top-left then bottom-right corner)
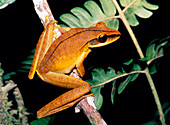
60 0 119 29
120 0 159 26
60 0 158 28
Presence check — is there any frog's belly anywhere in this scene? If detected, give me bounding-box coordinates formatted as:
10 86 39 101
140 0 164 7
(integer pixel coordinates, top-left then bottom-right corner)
50 56 77 74
51 63 75 74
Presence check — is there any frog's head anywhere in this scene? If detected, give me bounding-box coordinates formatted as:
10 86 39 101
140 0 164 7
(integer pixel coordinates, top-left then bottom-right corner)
89 22 121 48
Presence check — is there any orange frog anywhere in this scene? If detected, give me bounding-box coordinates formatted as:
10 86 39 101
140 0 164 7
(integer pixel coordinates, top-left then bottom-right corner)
28 17 121 118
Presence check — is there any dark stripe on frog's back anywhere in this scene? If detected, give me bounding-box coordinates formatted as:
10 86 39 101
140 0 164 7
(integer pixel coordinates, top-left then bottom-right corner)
44 28 115 64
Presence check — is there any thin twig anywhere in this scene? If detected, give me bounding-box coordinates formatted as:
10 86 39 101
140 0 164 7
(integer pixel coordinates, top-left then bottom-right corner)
111 0 166 124
147 54 164 65
101 0 138 24
102 15 120 21
92 70 145 88
112 0 144 58
144 68 166 124
122 0 139 13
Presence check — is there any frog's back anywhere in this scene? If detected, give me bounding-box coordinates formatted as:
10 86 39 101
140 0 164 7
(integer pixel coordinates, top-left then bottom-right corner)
38 28 92 74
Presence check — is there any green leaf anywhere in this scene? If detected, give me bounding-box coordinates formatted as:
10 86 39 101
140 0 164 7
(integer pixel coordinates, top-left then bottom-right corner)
60 0 119 29
91 68 106 85
92 87 103 110
20 65 31 70
117 67 126 75
0 0 16 9
17 49 35 73
87 67 117 86
118 76 132 94
105 18 119 30
150 63 157 74
70 7 93 28
155 41 168 56
84 1 106 21
106 67 117 80
3 72 16 80
17 69 29 73
123 59 133 65
120 0 159 26
146 43 156 60
99 0 116 16
31 116 54 125
111 81 116 104
141 0 159 10
22 60 33 65
26 55 34 59
140 57 148 61
131 64 141 82
145 36 170 74
31 49 36 53
60 13 82 28
87 67 117 109
118 64 141 94
60 0 158 28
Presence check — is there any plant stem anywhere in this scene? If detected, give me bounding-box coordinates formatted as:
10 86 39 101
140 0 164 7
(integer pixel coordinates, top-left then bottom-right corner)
112 0 144 58
112 0 166 124
145 68 166 124
92 70 145 88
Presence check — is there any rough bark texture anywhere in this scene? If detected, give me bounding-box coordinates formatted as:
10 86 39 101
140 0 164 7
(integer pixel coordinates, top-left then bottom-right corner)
76 96 107 125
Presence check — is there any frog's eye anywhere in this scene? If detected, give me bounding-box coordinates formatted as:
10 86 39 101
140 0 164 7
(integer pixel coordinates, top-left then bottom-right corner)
97 33 107 43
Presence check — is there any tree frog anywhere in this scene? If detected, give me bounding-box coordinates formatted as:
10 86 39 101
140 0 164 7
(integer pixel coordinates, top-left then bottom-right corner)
28 17 121 118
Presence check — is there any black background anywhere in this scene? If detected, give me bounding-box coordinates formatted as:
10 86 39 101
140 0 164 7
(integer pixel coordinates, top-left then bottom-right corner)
0 0 169 124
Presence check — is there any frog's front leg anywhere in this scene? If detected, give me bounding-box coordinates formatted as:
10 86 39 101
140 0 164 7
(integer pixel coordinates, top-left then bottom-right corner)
37 71 93 118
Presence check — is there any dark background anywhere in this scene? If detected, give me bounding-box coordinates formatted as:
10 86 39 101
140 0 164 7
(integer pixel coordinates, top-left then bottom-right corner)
0 0 169 124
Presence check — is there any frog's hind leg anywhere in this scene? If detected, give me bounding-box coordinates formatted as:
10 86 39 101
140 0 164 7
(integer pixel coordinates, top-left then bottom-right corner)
37 72 93 118
28 19 57 79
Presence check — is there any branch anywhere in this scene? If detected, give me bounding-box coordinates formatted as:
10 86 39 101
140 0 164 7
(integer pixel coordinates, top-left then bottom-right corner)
71 70 107 125
32 0 106 124
32 0 55 25
147 54 164 65
75 96 107 125
122 0 139 13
